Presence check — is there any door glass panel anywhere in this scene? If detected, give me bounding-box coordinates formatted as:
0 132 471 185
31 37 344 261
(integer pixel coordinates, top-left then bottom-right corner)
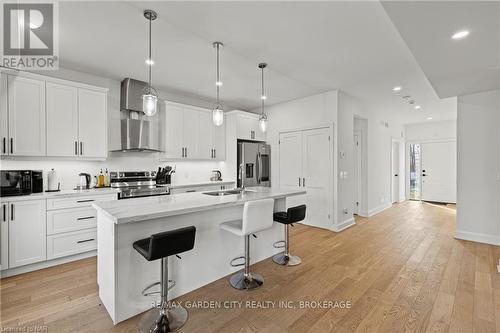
409 144 421 200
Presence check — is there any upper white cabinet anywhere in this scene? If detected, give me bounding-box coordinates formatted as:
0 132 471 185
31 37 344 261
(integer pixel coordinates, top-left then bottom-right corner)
1 70 108 159
46 83 79 156
232 111 266 142
78 88 107 158
162 101 226 161
7 75 46 156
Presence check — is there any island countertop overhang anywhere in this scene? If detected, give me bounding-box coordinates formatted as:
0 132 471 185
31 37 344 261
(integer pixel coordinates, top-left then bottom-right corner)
92 187 306 224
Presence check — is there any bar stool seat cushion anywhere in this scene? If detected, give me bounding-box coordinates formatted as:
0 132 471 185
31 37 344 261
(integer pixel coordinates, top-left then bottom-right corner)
133 226 196 261
273 205 307 224
220 220 244 236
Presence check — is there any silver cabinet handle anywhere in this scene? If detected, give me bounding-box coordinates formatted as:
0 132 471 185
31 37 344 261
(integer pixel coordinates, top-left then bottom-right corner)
75 141 78 155
2 204 6 222
181 147 184 157
76 199 94 203
211 149 214 158
10 138 13 154
77 216 94 221
2 137 5 154
214 149 216 159
77 238 95 244
185 147 187 158
299 178 301 187
80 142 83 155
303 178 306 187
10 204 14 221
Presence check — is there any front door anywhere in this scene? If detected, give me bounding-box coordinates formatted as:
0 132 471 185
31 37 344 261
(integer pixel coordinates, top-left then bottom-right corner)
421 141 457 203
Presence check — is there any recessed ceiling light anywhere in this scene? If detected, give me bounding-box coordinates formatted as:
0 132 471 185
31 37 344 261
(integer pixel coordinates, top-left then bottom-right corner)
145 59 154 65
414 105 421 110
393 86 402 92
452 30 469 40
427 117 433 120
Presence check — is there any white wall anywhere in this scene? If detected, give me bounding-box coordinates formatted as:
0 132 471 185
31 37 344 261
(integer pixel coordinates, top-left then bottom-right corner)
405 119 456 142
0 67 232 189
456 89 500 245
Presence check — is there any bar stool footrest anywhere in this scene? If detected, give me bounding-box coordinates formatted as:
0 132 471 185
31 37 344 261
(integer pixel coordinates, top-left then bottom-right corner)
230 256 246 267
273 240 286 249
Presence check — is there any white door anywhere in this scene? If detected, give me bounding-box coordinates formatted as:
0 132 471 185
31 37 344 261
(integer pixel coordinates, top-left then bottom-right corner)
7 75 46 156
182 107 200 159
163 104 183 159
279 131 304 208
0 73 8 156
354 133 361 214
302 128 331 229
213 121 226 160
198 111 213 159
9 200 47 268
1 202 9 270
421 141 457 203
391 141 400 203
46 83 79 156
78 89 107 158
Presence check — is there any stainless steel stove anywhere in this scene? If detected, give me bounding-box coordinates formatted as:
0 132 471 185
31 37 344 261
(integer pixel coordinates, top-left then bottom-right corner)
110 171 170 199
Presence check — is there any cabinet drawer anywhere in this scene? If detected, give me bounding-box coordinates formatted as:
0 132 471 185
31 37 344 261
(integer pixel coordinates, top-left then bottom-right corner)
47 229 97 259
47 194 116 210
47 207 96 235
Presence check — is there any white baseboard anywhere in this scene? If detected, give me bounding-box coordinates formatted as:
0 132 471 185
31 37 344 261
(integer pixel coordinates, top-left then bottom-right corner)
1 251 96 278
367 203 393 217
332 217 356 232
455 230 500 246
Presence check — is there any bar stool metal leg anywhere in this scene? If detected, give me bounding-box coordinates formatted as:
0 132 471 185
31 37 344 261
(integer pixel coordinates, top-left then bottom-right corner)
273 224 302 266
229 235 264 290
139 258 188 333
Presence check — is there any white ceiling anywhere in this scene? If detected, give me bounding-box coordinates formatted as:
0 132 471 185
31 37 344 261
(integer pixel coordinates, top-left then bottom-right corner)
58 1 457 124
382 1 499 99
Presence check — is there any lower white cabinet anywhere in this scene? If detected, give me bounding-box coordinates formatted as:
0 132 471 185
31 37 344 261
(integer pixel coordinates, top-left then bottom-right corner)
47 229 97 260
8 200 47 268
47 207 97 235
1 204 9 270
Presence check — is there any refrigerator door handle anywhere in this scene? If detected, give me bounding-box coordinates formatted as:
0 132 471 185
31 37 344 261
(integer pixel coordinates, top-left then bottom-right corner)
257 152 262 184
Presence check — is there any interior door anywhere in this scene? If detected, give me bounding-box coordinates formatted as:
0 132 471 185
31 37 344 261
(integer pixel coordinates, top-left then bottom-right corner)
46 83 79 156
78 88 107 158
279 131 305 208
421 141 457 203
8 75 46 156
391 141 400 203
302 128 331 229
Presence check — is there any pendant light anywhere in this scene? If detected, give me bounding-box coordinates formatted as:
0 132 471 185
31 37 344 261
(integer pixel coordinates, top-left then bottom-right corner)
258 63 268 132
212 41 224 126
142 9 158 117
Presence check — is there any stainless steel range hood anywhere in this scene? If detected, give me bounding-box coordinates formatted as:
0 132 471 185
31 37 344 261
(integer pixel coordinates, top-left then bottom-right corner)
113 78 162 153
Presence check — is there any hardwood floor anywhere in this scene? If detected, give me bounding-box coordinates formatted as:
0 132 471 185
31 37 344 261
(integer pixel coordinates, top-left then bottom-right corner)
1 201 499 332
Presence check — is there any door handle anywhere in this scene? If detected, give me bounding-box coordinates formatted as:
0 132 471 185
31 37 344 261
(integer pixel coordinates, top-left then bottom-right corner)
182 147 184 157
77 238 95 244
76 199 94 203
185 147 187 158
2 204 6 222
214 149 216 159
77 216 95 221
10 204 14 221
80 142 83 155
303 178 306 187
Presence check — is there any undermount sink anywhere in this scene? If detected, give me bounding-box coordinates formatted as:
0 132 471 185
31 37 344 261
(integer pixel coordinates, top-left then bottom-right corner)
202 188 256 196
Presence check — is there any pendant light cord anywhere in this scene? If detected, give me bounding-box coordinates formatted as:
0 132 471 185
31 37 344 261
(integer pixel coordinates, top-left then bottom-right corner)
216 43 220 103
148 16 152 89
261 66 265 115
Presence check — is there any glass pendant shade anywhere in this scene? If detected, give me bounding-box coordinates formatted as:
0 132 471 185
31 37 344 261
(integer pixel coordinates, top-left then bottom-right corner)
212 105 224 126
259 113 268 132
142 93 158 116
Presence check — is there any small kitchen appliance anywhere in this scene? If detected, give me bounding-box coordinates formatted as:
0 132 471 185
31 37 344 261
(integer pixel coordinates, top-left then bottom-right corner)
210 170 222 181
0 170 43 197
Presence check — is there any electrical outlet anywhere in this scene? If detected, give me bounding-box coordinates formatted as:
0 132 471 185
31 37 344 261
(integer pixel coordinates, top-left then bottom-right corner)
343 208 349 215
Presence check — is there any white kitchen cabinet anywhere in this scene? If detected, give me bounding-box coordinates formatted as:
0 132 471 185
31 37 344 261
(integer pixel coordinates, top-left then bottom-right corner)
78 88 107 158
232 111 266 142
8 199 47 268
162 101 226 161
46 83 79 156
7 75 46 156
163 104 183 159
0 73 8 156
47 229 97 260
1 203 9 270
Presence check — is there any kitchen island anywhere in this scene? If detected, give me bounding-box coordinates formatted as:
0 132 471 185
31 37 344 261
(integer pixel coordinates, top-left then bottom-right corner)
93 187 306 324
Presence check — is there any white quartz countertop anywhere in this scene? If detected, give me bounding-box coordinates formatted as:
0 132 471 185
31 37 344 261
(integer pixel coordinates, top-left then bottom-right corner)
162 180 235 189
0 188 120 202
93 187 306 224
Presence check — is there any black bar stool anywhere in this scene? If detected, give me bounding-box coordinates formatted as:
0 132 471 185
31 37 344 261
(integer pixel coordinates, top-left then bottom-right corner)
272 205 306 266
133 226 196 333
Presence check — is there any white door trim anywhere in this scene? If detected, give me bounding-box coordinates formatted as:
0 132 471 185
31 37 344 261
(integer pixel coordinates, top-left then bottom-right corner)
391 137 404 204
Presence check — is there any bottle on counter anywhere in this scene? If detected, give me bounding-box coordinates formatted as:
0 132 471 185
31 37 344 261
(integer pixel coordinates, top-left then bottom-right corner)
105 168 110 187
97 169 105 187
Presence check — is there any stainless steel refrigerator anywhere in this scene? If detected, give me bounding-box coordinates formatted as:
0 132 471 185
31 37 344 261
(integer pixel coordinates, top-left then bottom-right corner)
237 141 271 188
